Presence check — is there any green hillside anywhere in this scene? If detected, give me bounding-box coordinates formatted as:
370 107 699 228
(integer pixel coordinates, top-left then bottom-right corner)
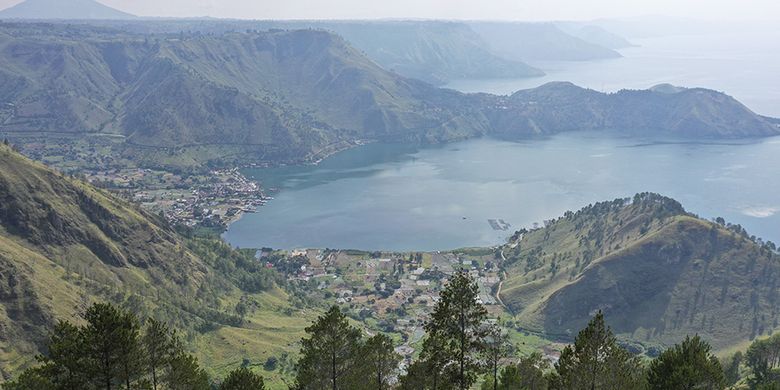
0 143 313 386
499 193 780 352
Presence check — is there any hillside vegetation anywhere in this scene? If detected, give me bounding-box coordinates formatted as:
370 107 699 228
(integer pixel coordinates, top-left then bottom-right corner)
0 144 312 386
500 193 780 352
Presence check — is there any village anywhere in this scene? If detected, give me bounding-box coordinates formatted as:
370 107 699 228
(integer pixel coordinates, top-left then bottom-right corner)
85 167 270 229
265 246 561 370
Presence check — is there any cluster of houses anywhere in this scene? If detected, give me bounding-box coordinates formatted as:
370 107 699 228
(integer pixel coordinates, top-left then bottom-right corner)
129 168 269 227
281 248 506 367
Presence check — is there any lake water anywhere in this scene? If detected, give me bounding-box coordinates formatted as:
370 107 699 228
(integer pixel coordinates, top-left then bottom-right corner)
223 30 780 251
224 134 780 251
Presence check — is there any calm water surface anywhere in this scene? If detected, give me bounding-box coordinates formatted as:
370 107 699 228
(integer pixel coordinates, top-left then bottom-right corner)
224 134 780 251
223 30 780 251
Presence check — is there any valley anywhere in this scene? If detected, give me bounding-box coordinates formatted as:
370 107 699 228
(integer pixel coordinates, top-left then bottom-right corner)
1 3 780 387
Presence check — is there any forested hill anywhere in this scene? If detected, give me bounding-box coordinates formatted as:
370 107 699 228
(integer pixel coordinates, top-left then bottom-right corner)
0 143 298 382
0 23 777 170
499 193 780 350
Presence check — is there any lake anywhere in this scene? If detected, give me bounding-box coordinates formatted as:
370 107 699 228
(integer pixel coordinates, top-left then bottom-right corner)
223 30 780 251
224 134 780 251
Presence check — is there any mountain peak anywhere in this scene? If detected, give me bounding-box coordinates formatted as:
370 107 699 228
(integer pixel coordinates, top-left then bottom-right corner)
0 0 136 20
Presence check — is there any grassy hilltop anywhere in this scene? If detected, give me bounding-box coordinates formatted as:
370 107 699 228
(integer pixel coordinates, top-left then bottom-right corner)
500 193 780 353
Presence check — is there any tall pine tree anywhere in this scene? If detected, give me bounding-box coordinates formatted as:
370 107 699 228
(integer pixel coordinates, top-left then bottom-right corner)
551 311 645 390
142 319 176 390
82 303 141 390
647 335 725 390
424 270 488 390
482 325 513 390
295 306 362 390
360 334 401 390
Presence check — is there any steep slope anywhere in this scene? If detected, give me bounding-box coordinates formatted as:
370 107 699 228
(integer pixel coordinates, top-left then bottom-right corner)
135 29 489 143
0 141 194 375
469 22 623 61
0 144 310 383
0 0 136 20
499 193 780 351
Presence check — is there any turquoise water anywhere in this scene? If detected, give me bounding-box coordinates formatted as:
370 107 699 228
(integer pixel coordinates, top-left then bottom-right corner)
224 134 780 251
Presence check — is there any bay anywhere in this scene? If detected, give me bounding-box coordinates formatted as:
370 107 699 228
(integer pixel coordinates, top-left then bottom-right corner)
224 134 780 251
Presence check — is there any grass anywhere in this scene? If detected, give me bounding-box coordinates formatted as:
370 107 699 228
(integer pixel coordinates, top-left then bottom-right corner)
191 287 318 388
497 195 780 353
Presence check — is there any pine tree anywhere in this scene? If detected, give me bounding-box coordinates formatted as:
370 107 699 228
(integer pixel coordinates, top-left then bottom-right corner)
42 320 89 389
295 306 362 390
647 335 725 390
424 270 488 390
496 365 522 390
116 310 141 390
723 351 743 387
142 319 176 390
482 325 513 390
551 311 645 390
399 334 453 390
219 366 266 390
360 334 401 390
166 353 210 390
483 352 550 390
0 367 54 390
513 352 550 390
746 334 780 388
82 303 139 390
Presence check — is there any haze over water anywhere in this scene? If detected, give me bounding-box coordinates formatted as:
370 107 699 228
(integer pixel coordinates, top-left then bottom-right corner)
448 30 780 117
223 29 780 251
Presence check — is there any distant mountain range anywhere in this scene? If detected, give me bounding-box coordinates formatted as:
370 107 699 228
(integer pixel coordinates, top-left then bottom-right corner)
0 2 634 83
0 23 777 171
247 20 546 85
0 0 136 20
75 19 631 84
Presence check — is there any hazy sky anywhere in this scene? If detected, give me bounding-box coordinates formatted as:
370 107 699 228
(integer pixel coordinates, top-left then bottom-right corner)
0 0 778 21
